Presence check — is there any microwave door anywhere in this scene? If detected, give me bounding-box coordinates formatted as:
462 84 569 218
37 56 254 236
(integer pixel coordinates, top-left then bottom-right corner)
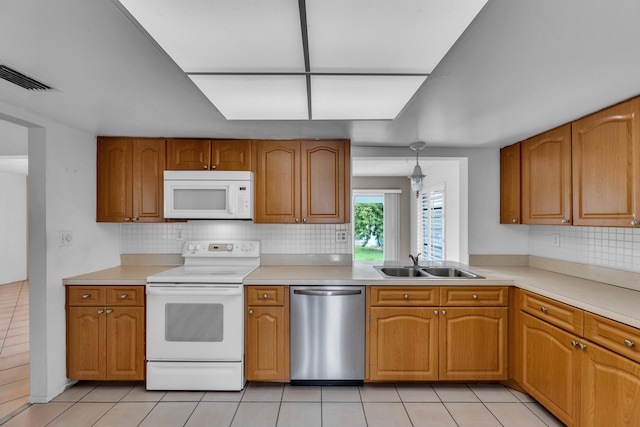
166 182 232 218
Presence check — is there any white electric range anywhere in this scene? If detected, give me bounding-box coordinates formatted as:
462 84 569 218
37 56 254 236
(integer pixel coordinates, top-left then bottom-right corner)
145 240 260 391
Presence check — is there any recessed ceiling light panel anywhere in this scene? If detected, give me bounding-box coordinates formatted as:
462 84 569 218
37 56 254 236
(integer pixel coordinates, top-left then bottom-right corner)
306 0 487 73
311 75 427 120
118 0 305 72
189 75 309 120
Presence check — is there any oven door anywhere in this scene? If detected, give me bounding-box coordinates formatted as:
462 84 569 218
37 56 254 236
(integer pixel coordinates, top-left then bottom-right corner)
146 285 243 361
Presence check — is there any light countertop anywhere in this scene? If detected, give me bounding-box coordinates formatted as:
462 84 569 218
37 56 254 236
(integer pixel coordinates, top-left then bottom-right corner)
63 261 640 329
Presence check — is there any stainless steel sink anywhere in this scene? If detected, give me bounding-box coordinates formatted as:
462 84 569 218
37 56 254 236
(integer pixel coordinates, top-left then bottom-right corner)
377 267 430 278
421 267 484 278
374 265 484 279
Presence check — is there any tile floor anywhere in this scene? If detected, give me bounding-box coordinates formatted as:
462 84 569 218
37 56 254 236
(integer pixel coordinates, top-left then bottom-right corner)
1 381 565 427
0 281 29 421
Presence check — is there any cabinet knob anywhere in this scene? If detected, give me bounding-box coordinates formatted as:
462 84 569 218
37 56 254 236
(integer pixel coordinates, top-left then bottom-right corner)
472 294 478 300
124 217 131 221
434 310 438 315
97 309 104 314
404 294 409 300
577 342 587 350
632 220 640 226
120 294 127 299
303 218 307 223
295 218 299 223
561 219 569 224
202 165 208 169
540 306 548 313
82 294 90 299
570 340 578 347
211 165 216 170
106 309 113 314
132 217 139 222
248 309 253 315
625 339 635 348
263 293 268 299
442 310 447 315
512 218 518 223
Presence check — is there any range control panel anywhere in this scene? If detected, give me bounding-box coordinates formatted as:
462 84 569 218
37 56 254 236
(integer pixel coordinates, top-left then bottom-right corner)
182 240 260 257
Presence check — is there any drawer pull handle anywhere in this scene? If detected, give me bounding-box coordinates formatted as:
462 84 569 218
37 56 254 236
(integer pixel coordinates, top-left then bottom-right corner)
404 294 409 300
625 339 635 348
472 294 478 300
82 294 90 299
540 307 548 313
119 294 127 299
263 293 268 299
97 309 104 314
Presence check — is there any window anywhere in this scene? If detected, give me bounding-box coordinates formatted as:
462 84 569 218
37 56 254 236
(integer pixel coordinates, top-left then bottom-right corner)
352 189 401 261
417 184 445 261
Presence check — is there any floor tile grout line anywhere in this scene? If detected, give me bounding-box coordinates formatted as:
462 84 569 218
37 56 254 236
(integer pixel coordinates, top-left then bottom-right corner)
0 282 24 354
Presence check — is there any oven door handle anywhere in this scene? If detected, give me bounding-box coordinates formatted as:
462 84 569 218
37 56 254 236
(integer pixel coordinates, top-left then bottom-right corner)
146 286 242 297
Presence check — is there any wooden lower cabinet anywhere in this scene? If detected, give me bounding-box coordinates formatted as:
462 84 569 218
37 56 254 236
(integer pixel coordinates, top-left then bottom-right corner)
245 286 289 381
439 307 508 380
521 312 581 426
369 307 439 381
66 286 145 381
582 343 640 426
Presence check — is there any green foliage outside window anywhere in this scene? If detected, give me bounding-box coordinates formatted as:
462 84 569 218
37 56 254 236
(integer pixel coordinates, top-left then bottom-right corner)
354 202 384 247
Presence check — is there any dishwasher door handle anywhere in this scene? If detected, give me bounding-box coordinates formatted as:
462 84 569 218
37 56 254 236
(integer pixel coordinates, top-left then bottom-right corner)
293 289 362 297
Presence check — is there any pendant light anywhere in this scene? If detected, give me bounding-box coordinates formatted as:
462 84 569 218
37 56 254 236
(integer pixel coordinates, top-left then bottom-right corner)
408 141 427 198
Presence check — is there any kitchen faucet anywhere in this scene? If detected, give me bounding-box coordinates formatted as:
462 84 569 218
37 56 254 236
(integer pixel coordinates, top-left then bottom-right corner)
409 253 422 267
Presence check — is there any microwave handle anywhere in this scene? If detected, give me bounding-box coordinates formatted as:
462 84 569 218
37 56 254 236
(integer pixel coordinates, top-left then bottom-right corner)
228 184 236 215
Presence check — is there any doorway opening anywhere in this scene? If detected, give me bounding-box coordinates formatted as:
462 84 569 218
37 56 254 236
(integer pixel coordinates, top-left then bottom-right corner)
353 194 384 261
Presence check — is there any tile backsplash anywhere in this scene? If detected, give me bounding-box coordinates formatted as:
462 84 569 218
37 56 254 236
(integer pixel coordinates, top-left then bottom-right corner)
120 222 352 255
529 225 640 273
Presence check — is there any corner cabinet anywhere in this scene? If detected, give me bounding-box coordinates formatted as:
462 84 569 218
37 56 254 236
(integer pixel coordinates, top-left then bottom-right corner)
66 285 145 381
245 285 289 381
97 137 165 222
166 138 252 171
500 143 521 224
254 140 350 224
572 96 640 226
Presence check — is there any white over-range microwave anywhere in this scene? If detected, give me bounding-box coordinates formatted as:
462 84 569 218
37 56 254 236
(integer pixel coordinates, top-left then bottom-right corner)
164 170 253 220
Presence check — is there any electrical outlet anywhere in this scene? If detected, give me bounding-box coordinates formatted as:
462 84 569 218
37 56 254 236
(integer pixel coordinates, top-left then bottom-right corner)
335 231 348 242
176 230 184 241
552 233 560 247
58 230 73 247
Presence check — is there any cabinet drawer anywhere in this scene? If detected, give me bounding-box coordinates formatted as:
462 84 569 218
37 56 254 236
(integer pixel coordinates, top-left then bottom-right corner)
106 286 145 306
440 287 508 306
67 286 106 306
520 290 584 335
584 312 640 364
370 286 438 306
246 286 285 306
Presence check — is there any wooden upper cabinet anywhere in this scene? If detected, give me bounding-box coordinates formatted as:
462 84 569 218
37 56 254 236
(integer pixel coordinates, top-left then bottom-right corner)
572 97 640 226
166 139 251 171
301 140 349 223
521 124 572 225
500 143 521 224
254 139 350 224
97 137 165 223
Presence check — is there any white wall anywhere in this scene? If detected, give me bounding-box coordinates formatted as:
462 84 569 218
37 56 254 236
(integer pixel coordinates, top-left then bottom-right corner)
0 171 27 283
0 101 121 402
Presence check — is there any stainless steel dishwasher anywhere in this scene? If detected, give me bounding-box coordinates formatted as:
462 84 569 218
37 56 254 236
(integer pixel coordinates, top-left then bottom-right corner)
290 285 365 385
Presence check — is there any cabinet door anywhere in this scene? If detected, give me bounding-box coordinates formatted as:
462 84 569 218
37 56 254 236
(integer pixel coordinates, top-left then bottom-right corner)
132 139 165 222
166 139 211 170
369 307 438 381
521 124 572 225
500 143 521 224
67 307 106 380
439 307 508 381
245 306 288 381
97 137 132 222
301 140 349 224
212 140 251 171
521 313 581 427
254 140 301 223
582 343 640 427
572 97 640 226
106 307 145 380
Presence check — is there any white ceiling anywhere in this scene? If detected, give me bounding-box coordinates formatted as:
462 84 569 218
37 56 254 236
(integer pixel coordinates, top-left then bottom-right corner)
1 0 640 148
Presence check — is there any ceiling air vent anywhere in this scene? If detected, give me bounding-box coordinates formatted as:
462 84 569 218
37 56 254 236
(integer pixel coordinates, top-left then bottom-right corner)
0 65 53 91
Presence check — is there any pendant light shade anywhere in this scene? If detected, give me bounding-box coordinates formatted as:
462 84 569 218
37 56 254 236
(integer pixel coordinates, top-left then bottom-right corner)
408 141 427 198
